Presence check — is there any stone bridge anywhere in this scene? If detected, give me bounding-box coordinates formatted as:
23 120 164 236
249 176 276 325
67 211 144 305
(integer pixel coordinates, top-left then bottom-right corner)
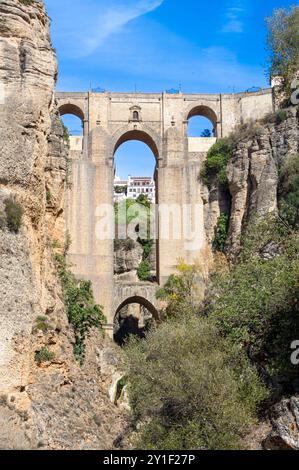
56 89 274 335
102 282 161 332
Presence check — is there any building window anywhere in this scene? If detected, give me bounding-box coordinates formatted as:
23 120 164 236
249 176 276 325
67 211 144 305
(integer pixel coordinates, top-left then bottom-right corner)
133 111 139 121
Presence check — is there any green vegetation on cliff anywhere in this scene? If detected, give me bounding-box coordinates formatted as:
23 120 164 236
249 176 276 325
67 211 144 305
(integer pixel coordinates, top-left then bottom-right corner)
278 154 299 229
200 137 234 189
207 216 299 379
114 195 154 281
3 198 23 233
55 253 106 364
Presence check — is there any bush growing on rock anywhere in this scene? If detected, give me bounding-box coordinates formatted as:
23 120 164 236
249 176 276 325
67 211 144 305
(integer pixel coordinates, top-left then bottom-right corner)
35 347 55 365
200 137 234 188
278 154 299 229
55 254 106 363
137 260 151 281
213 214 230 253
4 198 23 233
206 216 299 380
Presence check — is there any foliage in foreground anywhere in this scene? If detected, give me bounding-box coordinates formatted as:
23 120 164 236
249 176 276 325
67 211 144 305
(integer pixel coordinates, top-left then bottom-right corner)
55 254 106 363
125 316 267 450
206 216 299 379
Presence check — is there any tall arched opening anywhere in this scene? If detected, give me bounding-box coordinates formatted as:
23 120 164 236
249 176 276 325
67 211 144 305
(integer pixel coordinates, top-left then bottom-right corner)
187 105 218 138
113 130 159 284
59 104 85 158
114 296 158 345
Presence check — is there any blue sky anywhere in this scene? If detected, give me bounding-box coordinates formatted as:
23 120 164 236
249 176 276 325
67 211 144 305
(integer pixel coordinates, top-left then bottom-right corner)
45 0 294 178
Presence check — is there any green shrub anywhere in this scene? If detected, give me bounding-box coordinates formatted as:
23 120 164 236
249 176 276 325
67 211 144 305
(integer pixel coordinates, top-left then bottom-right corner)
213 214 229 252
0 210 6 230
200 137 234 188
55 254 106 364
138 237 154 260
125 316 267 450
35 347 55 365
207 217 299 379
278 154 299 229
34 316 50 333
137 260 151 281
275 109 288 124
4 198 23 233
156 262 203 318
46 190 52 205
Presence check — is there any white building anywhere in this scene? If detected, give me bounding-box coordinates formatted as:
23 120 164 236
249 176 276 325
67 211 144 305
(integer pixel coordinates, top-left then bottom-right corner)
114 175 156 203
114 176 128 203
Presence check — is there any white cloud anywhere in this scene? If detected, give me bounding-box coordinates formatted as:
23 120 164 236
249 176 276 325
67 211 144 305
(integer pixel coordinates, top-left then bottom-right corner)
86 1 164 52
222 1 246 33
46 0 164 57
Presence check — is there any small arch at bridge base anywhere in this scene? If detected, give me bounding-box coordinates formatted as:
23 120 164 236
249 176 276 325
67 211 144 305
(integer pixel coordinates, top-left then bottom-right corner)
113 296 158 346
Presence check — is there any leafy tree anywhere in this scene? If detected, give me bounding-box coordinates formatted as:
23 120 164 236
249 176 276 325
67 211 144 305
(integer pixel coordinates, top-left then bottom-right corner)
266 6 299 98
200 137 234 188
125 315 267 450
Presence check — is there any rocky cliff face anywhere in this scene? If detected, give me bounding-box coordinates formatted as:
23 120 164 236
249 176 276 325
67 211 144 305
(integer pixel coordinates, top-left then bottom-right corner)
0 0 126 450
227 106 299 255
0 0 58 398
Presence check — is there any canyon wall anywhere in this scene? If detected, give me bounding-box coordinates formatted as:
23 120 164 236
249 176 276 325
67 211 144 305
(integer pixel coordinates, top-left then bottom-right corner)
0 0 126 450
227 106 299 255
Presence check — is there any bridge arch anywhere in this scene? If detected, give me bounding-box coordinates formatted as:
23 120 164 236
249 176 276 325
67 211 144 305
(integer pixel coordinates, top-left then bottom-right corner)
58 103 87 157
58 103 85 122
114 295 159 345
111 125 161 163
186 104 219 138
115 295 159 320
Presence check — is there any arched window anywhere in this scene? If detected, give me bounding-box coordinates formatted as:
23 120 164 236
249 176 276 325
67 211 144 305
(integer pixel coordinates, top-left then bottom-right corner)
133 110 139 121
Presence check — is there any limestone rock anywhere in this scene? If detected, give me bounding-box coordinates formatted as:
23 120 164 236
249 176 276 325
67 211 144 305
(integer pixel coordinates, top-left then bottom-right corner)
227 106 299 256
0 0 128 450
264 396 299 450
114 240 143 275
